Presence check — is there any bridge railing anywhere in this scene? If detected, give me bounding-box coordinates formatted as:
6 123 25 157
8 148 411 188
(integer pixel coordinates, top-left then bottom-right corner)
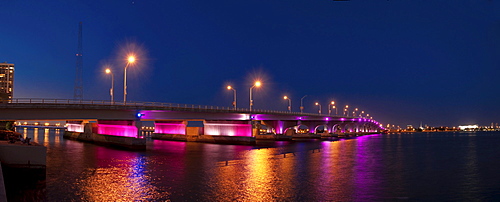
4 98 360 118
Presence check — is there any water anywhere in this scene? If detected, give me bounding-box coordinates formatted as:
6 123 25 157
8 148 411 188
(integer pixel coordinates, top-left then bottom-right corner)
9 128 500 201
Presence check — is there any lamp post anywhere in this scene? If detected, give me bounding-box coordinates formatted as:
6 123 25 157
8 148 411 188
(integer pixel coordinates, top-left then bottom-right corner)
361 111 365 118
123 55 136 104
249 81 261 111
328 101 335 115
300 95 308 113
105 68 114 104
353 108 358 117
333 105 338 115
283 96 292 112
344 105 349 116
227 86 237 110
315 102 322 114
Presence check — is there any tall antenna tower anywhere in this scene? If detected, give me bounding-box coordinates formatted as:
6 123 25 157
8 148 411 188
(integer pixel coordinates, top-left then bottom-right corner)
74 22 83 100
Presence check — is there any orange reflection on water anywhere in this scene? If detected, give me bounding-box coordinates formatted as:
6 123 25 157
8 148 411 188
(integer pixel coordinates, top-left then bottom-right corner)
76 151 168 201
209 148 297 201
241 149 278 200
34 128 39 142
54 129 61 144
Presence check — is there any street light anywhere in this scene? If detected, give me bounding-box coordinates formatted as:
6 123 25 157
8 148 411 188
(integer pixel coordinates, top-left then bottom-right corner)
300 95 307 113
105 68 114 104
344 105 349 116
315 102 322 114
123 55 136 104
227 86 236 110
353 108 358 117
283 96 292 112
249 81 261 111
332 105 338 115
328 101 335 115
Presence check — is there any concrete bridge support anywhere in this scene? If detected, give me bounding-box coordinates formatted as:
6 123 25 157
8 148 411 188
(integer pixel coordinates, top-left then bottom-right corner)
260 120 298 135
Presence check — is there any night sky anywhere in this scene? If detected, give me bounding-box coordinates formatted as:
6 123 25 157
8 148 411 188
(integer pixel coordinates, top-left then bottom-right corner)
1 0 499 127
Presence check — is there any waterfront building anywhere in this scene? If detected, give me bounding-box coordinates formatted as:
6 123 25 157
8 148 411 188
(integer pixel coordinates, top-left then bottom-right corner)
0 62 14 102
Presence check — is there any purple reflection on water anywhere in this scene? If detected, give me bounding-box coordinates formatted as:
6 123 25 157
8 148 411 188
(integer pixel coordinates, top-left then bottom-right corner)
98 124 138 137
354 134 381 200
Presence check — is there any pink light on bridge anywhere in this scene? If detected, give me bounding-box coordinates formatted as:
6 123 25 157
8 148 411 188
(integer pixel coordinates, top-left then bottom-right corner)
204 123 252 137
98 124 138 138
155 122 186 135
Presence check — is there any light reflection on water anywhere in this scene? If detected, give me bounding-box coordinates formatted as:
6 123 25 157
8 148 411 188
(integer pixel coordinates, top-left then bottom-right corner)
12 128 500 201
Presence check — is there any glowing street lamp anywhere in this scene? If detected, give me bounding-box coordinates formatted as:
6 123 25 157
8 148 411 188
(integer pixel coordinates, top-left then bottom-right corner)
344 105 349 116
353 108 358 117
300 95 307 113
123 55 136 104
283 96 292 112
328 101 335 115
105 68 114 104
332 105 338 115
249 81 261 111
227 86 237 110
315 102 322 114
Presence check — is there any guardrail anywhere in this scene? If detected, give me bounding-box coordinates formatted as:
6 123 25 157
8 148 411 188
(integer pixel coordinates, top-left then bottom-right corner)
1 98 360 119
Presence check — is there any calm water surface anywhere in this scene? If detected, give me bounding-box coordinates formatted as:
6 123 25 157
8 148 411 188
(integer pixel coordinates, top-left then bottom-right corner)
10 128 500 201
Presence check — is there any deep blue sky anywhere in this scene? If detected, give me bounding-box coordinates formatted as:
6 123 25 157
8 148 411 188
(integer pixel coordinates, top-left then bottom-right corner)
1 0 499 127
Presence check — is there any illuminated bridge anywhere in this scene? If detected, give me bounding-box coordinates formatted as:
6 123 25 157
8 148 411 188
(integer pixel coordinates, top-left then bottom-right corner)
0 98 384 146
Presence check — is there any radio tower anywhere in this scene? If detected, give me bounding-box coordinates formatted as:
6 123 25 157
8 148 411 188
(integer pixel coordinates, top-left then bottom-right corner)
74 22 83 100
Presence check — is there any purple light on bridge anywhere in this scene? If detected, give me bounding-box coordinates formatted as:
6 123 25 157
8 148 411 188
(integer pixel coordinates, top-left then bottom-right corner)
98 124 138 137
277 121 284 134
325 117 329 121
204 123 252 136
340 118 345 121
155 122 186 135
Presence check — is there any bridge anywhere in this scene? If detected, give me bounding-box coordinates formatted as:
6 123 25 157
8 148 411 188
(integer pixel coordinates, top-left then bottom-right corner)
1 98 384 147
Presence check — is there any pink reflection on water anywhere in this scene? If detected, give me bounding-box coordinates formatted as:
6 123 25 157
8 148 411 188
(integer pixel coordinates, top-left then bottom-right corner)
204 123 252 136
98 124 138 137
155 122 186 135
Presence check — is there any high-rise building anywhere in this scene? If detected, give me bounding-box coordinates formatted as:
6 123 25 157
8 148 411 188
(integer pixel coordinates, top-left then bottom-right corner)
0 62 14 102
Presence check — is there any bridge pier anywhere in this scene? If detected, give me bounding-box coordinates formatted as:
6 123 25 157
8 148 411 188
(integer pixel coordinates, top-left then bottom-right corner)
152 120 255 145
64 120 146 150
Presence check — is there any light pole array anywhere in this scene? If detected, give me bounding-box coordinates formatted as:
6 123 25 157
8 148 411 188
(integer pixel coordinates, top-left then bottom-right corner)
123 55 136 104
315 102 322 114
227 86 237 109
283 96 292 112
249 81 261 111
328 101 335 115
105 68 114 104
300 95 307 113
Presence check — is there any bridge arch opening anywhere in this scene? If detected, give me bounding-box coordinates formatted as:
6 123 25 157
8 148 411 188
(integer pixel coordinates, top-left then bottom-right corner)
295 125 309 134
314 125 329 134
331 124 342 133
